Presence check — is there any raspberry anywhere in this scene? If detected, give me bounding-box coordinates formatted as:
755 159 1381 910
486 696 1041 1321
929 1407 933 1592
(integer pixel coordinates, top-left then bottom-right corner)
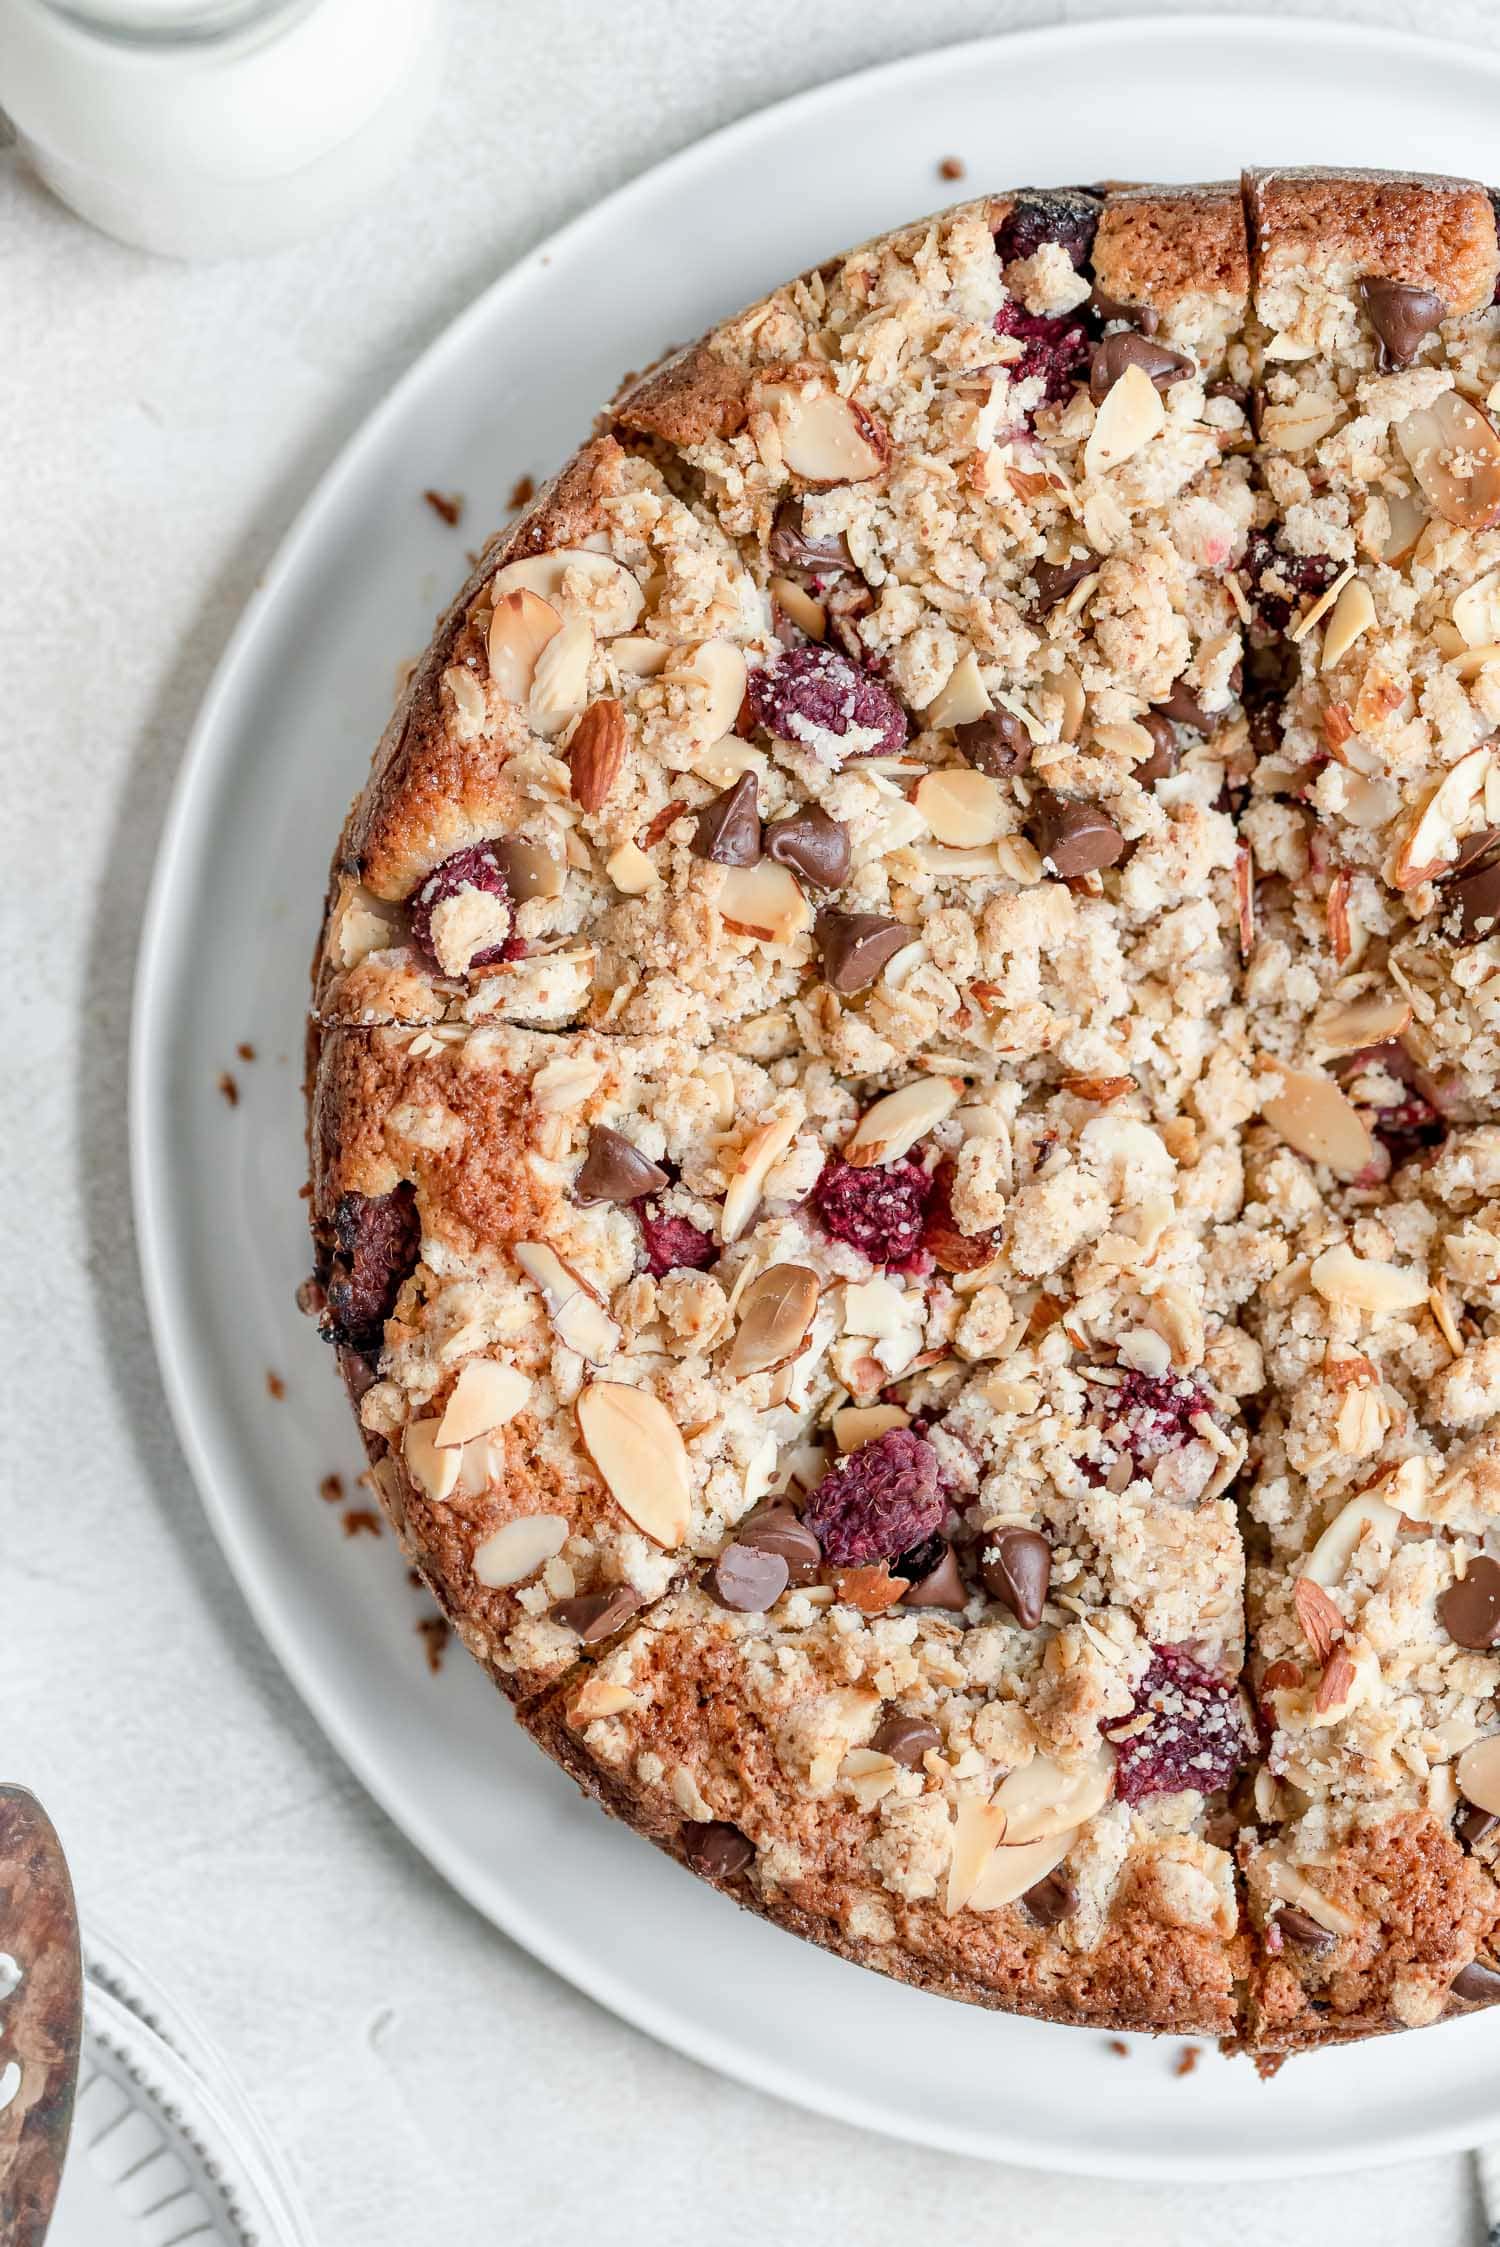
1242 530 1339 633
1341 1041 1448 1167
323 1185 419 1353
804 1429 943 1567
1088 1368 1215 1485
1108 1646 1249 1805
639 1207 717 1277
994 191 1100 271
408 844 523 972
747 645 907 766
813 1155 933 1268
993 299 1091 407
922 1157 999 1274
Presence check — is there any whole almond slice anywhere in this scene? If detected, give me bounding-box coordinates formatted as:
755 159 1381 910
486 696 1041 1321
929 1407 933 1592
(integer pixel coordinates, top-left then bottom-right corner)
1261 1856 1360 1938
944 1796 1009 1916
472 1511 569 1588
721 1097 806 1242
770 577 827 640
1392 745 1492 889
766 382 886 484
969 1828 1079 1912
831 1403 912 1452
1261 1065 1373 1178
1259 394 1343 452
923 650 991 730
1300 1492 1400 1590
577 1381 692 1547
606 839 658 894
435 1359 532 1449
1309 989 1412 1057
529 617 595 738
492 548 646 635
670 640 749 741
845 1077 960 1168
1083 361 1164 479
1320 577 1376 671
404 1417 461 1503
914 767 1007 846
1457 1734 1500 1818
1395 388 1500 532
1453 569 1500 648
727 1262 820 1377
994 1746 1113 1847
487 588 562 703
514 1241 621 1363
716 860 813 947
568 696 629 812
1379 480 1428 565
611 635 672 677
1309 1243 1430 1320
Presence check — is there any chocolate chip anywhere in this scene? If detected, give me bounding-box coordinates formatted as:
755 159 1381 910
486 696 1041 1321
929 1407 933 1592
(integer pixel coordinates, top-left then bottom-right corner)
1457 1803 1499 1849
1207 378 1249 410
1359 277 1446 370
1022 1870 1079 1927
1031 549 1097 614
1445 830 1500 942
1030 790 1125 876
764 806 852 892
1276 1907 1338 1958
691 772 761 865
1451 1957 1500 2006
1438 1555 1500 1650
1088 331 1194 405
1091 285 1159 335
954 707 1032 777
710 1541 790 1612
735 1502 823 1586
1134 710 1179 787
681 1820 755 1879
574 1124 671 1207
816 909 910 995
871 1713 941 1768
549 1585 641 1642
900 1541 968 1611
980 1526 1051 1628
1152 680 1209 733
768 499 854 578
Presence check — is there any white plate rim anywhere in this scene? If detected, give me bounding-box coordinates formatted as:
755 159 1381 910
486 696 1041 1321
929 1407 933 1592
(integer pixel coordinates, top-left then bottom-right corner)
129 12 1500 2179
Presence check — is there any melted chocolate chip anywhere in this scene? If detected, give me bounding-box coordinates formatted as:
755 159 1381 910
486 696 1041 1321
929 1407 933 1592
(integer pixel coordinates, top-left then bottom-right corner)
1358 276 1446 370
1152 680 1209 733
1135 710 1179 787
735 1502 823 1586
710 1541 790 1613
871 1713 941 1768
1088 331 1194 405
575 1124 670 1207
1030 789 1125 876
816 909 911 995
980 1526 1051 1628
1451 1957 1500 2006
681 1821 755 1879
768 499 854 578
1438 1555 1500 1650
1276 1907 1338 1958
1457 1803 1500 1850
1031 549 1097 614
900 1541 968 1611
954 707 1032 777
550 1586 641 1643
764 806 852 892
691 772 762 865
1445 830 1500 942
1022 1870 1079 1927
1091 285 1159 335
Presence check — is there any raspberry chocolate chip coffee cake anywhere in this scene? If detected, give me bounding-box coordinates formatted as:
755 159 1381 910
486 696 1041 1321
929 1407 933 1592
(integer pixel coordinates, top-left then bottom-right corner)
307 169 1500 2055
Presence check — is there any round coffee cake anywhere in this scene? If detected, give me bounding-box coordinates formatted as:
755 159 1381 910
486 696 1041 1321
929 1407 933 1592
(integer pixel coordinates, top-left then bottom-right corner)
307 168 1500 2056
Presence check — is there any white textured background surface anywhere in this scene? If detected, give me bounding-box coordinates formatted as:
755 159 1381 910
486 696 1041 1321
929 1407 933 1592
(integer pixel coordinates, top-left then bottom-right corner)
5 2 1500 2240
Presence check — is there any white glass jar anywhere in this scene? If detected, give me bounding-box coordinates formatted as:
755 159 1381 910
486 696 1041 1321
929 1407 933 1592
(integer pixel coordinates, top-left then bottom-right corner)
0 0 446 257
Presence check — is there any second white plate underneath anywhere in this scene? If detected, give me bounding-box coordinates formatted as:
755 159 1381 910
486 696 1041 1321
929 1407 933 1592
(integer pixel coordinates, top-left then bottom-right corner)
133 13 1500 2179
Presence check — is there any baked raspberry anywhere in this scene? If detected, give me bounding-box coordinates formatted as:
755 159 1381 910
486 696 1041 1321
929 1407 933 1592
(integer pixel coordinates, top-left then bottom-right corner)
639 1207 717 1277
323 1185 419 1353
804 1429 944 1567
993 299 1091 407
1085 1369 1215 1486
1342 1041 1448 1167
994 190 1100 271
408 844 523 972
922 1157 999 1274
1108 1646 1250 1805
813 1155 933 1268
747 645 906 765
1242 530 1339 633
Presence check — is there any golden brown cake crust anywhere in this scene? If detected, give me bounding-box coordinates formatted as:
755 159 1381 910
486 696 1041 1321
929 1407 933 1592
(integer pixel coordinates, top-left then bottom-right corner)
1094 182 1250 311
1245 165 1499 314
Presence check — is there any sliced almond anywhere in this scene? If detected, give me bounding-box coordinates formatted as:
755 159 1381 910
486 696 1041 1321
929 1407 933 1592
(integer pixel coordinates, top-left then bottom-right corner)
721 1098 806 1242
727 1262 819 1378
1261 1066 1373 1178
605 839 658 894
435 1359 532 1448
576 1382 692 1547
1083 361 1165 479
1292 1574 1343 1663
568 697 628 811
472 1511 569 1588
1261 1857 1361 1938
767 382 886 484
1395 388 1500 532
968 1829 1078 1913
529 617 595 738
845 1078 960 1168
839 1748 901 1811
1309 1243 1430 1321
670 640 749 741
914 767 1007 847
924 650 991 731
1320 577 1376 671
716 860 813 947
514 1241 620 1364
944 1796 1009 1916
492 548 646 635
1392 745 1492 889
1453 569 1500 648
403 1417 460 1504
770 576 827 640
995 1746 1113 1847
487 588 562 703
831 1403 911 1452
531 1053 605 1112
611 634 672 677
1380 480 1428 565
1309 989 1412 1057
1301 1493 1400 1590
567 1677 639 1723
329 882 403 970
1287 563 1354 647
1259 393 1343 451
1456 1733 1500 1818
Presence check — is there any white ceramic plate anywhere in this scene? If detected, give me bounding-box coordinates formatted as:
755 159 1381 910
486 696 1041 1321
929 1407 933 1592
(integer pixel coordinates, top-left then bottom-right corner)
133 15 1500 2178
